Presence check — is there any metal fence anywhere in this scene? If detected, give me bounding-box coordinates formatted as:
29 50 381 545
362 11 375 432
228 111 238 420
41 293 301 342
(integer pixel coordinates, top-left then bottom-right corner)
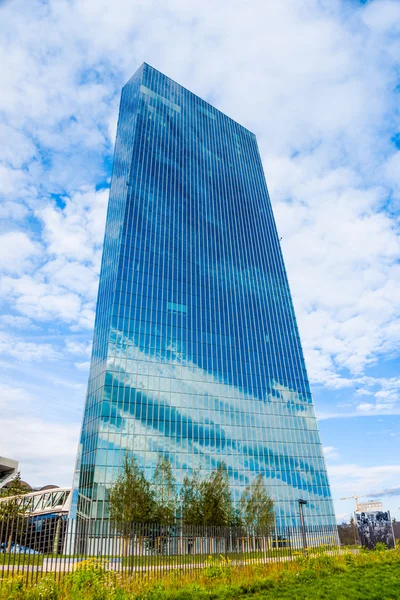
0 515 342 583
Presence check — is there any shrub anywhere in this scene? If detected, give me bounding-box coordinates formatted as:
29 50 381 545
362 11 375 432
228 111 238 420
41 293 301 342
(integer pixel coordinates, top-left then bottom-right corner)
30 575 59 600
311 554 335 572
0 575 24 600
202 555 232 580
64 557 121 600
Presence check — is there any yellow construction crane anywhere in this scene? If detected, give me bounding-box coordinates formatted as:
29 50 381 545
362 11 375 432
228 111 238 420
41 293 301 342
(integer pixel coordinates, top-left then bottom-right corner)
340 493 383 511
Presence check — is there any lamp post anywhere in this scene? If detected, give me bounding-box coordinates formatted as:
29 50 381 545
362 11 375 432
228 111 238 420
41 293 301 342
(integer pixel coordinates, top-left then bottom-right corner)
298 499 307 550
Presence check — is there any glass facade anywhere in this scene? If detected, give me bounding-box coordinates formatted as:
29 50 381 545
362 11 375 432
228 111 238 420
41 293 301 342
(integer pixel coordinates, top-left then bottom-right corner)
72 63 336 527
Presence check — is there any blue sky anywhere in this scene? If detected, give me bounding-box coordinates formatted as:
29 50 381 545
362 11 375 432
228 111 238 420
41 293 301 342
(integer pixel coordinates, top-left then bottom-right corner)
0 0 399 523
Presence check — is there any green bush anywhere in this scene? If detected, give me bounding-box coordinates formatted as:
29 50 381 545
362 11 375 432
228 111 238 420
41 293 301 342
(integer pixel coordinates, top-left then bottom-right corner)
29 575 59 600
202 554 232 581
0 575 24 600
374 542 387 552
63 557 122 600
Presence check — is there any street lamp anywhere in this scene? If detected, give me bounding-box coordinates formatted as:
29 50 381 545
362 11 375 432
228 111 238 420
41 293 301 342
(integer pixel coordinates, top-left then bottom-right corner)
298 499 307 550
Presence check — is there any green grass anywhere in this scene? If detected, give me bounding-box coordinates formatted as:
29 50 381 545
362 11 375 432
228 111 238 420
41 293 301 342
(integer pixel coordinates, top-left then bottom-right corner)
143 553 400 600
1 547 295 569
226 562 400 599
0 554 43 566
121 547 294 567
0 548 399 599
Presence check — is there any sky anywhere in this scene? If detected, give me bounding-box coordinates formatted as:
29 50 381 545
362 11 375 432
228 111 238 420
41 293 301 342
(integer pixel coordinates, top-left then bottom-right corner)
0 0 399 523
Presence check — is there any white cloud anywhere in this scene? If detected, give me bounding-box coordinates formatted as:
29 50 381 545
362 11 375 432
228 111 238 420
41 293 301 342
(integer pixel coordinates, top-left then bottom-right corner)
42 259 99 297
351 375 400 414
318 407 400 420
272 159 400 386
357 403 376 413
0 0 398 379
0 384 34 412
0 201 28 221
0 124 36 168
0 165 27 199
0 186 107 330
0 0 399 482
65 339 92 357
0 315 36 329
0 231 40 273
361 0 400 34
74 361 90 372
0 416 79 487
0 331 59 362
356 400 399 415
329 463 400 497
36 187 108 263
0 274 90 327
323 446 339 460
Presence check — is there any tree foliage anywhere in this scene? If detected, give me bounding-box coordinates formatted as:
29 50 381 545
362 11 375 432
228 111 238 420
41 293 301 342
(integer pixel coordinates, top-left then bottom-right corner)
181 463 237 526
151 456 177 525
0 472 28 520
0 472 29 553
108 455 275 530
240 474 274 531
180 470 203 526
202 464 234 526
108 454 154 530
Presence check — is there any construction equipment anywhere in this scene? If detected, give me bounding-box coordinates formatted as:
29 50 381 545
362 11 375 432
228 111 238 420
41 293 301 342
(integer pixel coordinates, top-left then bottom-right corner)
340 493 382 511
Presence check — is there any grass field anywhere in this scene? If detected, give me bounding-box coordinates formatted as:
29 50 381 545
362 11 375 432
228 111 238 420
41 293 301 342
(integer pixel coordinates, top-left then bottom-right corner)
218 561 400 599
149 553 400 600
0 548 399 599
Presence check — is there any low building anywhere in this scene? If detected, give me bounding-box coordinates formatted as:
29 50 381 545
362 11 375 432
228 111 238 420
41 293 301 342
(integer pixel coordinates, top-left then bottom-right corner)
358 500 383 512
0 485 71 517
0 486 72 554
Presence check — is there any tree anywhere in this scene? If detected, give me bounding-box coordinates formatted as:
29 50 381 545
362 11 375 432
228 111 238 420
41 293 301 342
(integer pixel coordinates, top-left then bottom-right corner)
0 472 29 552
350 515 359 545
152 456 177 525
202 464 234 526
0 472 28 517
108 453 155 528
229 506 243 528
108 453 155 556
180 470 204 526
181 463 236 527
338 520 358 546
240 474 274 532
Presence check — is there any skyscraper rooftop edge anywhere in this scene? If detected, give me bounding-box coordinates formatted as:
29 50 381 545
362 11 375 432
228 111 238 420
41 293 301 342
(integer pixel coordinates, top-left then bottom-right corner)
123 62 257 138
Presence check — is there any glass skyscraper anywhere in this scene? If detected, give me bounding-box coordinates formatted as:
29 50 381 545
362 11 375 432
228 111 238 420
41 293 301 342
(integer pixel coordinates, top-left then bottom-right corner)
73 63 336 527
